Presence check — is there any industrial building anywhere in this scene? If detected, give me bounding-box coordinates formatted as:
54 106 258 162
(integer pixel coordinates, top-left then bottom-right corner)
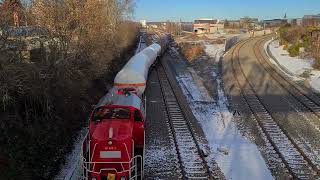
240 17 259 29
302 14 320 27
193 18 224 34
263 19 288 27
225 20 241 29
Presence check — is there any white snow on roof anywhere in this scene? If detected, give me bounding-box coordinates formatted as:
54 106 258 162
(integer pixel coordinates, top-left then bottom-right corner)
97 88 141 110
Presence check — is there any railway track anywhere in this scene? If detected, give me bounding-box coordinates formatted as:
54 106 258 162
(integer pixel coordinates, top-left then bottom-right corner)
230 38 319 179
157 64 218 180
253 37 320 173
254 37 320 119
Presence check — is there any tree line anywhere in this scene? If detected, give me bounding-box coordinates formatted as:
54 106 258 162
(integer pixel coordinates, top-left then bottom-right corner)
0 0 139 179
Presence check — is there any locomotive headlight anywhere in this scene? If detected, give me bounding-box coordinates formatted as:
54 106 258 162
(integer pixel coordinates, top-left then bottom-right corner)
91 177 97 180
108 140 112 145
120 177 126 180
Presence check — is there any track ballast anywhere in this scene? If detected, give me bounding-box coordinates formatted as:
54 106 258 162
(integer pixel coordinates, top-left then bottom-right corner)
157 65 212 179
230 38 319 179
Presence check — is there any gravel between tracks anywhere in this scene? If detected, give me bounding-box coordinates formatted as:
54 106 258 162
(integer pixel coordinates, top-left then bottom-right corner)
224 36 320 179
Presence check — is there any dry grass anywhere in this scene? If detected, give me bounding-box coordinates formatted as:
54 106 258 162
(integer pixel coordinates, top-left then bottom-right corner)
209 38 225 44
179 42 205 62
182 33 210 41
313 55 320 69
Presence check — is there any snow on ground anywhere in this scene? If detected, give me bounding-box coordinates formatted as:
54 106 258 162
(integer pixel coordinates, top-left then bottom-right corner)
204 43 225 63
144 140 179 178
266 40 320 92
55 129 87 180
264 40 303 81
310 71 320 92
267 40 313 76
178 71 212 102
176 45 273 180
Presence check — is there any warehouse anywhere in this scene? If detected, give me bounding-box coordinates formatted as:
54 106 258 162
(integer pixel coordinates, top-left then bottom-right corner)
193 18 224 34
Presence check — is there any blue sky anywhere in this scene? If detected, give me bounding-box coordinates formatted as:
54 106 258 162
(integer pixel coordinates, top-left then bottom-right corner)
134 0 320 21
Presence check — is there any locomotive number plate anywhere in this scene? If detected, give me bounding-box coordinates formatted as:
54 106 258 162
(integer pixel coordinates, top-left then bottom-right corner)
100 151 121 158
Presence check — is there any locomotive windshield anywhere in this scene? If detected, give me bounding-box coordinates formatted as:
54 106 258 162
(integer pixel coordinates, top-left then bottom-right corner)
93 107 131 121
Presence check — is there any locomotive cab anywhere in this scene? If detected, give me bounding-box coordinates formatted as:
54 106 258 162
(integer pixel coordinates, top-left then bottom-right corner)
81 90 145 180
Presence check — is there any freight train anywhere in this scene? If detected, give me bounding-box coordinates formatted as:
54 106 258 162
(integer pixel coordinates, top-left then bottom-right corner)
80 33 169 180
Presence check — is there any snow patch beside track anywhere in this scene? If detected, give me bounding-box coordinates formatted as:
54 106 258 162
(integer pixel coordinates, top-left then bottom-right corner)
265 39 320 93
55 129 87 180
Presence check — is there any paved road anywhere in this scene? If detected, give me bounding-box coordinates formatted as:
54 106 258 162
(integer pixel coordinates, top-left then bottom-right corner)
223 36 320 179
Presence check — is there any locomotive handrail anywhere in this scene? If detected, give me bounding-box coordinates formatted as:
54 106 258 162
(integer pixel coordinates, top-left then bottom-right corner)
81 135 143 179
80 155 143 179
81 155 142 172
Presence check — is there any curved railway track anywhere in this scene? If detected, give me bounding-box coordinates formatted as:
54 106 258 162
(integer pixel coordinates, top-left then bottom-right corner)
253 37 320 173
230 38 319 179
254 37 320 118
157 63 225 180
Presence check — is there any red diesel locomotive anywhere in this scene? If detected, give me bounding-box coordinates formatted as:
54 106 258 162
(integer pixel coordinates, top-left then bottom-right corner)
81 88 145 180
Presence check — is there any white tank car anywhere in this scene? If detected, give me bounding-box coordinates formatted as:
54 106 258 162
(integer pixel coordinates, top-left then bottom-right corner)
114 43 161 96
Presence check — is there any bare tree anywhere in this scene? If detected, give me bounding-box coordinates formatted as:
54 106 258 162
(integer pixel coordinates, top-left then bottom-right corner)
0 1 13 50
0 1 139 179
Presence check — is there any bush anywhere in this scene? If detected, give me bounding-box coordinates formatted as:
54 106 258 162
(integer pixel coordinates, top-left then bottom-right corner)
288 43 302 57
278 25 304 45
283 43 289 50
0 30 138 180
179 42 205 61
278 26 320 66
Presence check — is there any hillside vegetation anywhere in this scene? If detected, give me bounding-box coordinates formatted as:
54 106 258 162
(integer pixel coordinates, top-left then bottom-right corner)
0 0 139 179
278 25 320 68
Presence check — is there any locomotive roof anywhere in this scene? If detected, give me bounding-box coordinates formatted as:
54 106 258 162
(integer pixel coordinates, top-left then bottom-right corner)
96 88 141 110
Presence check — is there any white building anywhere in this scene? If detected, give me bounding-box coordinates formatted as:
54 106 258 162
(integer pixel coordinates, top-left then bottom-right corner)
140 20 147 28
193 18 225 34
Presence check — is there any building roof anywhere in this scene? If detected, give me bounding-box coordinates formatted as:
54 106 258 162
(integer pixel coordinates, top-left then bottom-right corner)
263 19 287 22
303 15 320 19
195 18 215 21
194 19 217 24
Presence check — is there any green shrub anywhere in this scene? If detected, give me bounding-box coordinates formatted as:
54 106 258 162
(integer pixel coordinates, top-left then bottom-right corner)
278 25 306 46
302 35 312 47
283 42 289 50
288 43 302 57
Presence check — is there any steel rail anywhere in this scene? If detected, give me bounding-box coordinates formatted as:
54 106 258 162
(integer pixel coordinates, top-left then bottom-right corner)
230 38 318 179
